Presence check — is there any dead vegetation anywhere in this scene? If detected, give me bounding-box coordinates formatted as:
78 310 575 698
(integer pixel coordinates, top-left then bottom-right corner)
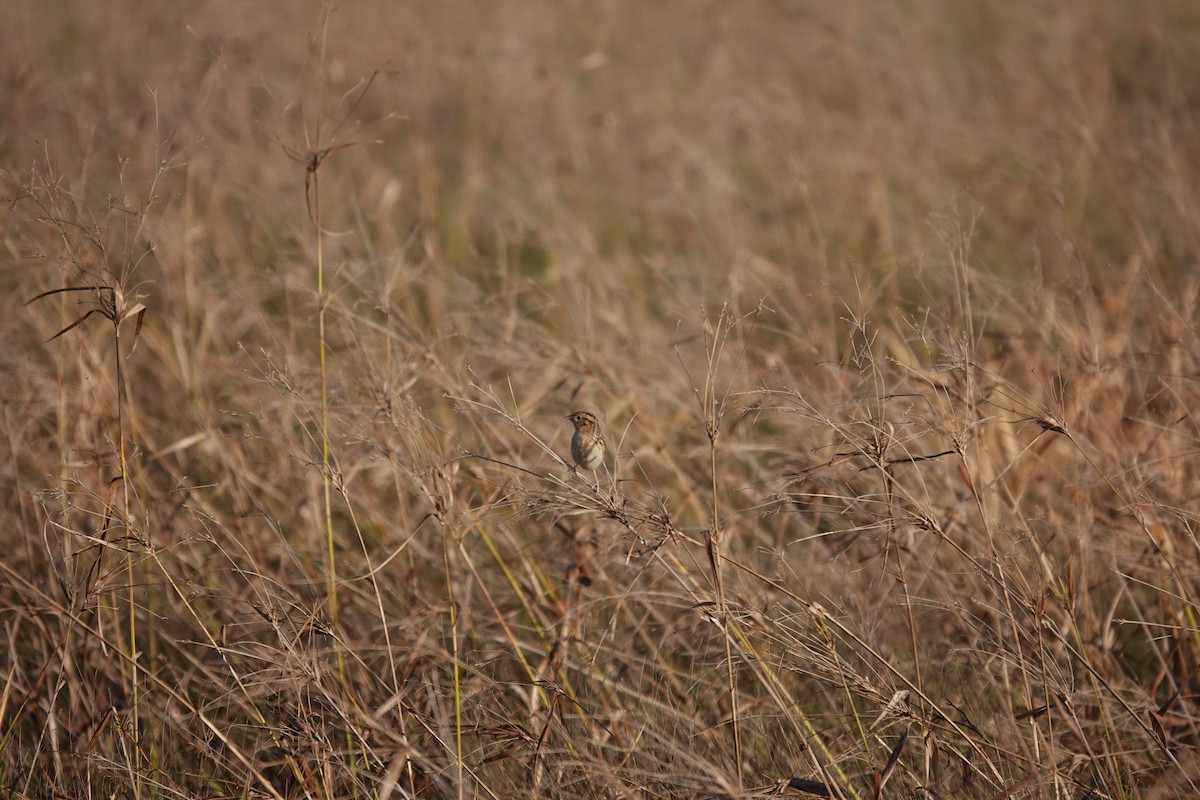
2 1 1200 798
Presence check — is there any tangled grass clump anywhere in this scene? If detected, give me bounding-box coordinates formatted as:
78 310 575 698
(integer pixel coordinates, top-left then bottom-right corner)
3 2 1200 798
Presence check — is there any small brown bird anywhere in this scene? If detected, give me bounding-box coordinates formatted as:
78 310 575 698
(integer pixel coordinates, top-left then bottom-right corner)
566 411 606 472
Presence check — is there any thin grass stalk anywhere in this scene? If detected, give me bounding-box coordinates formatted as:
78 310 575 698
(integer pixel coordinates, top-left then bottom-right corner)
309 164 339 634
441 523 465 799
307 129 358 797
52 252 71 790
339 491 402 796
697 308 742 787
111 304 143 800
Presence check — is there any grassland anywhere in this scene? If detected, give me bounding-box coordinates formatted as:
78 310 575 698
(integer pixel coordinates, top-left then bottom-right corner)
3 1 1200 797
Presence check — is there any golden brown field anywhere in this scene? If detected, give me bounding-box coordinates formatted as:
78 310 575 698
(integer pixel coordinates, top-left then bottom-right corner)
3 2 1200 797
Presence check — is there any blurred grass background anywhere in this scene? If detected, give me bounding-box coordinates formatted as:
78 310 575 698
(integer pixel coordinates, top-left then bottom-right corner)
3 1 1200 797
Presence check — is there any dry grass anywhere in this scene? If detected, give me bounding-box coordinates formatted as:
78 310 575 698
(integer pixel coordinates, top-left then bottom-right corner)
3 1 1200 798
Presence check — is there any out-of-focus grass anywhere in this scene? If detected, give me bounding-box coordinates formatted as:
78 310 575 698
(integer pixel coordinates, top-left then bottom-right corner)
2 1 1200 798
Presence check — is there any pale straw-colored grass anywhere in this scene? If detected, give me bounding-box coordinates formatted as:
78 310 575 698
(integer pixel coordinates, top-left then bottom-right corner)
3 1 1200 797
